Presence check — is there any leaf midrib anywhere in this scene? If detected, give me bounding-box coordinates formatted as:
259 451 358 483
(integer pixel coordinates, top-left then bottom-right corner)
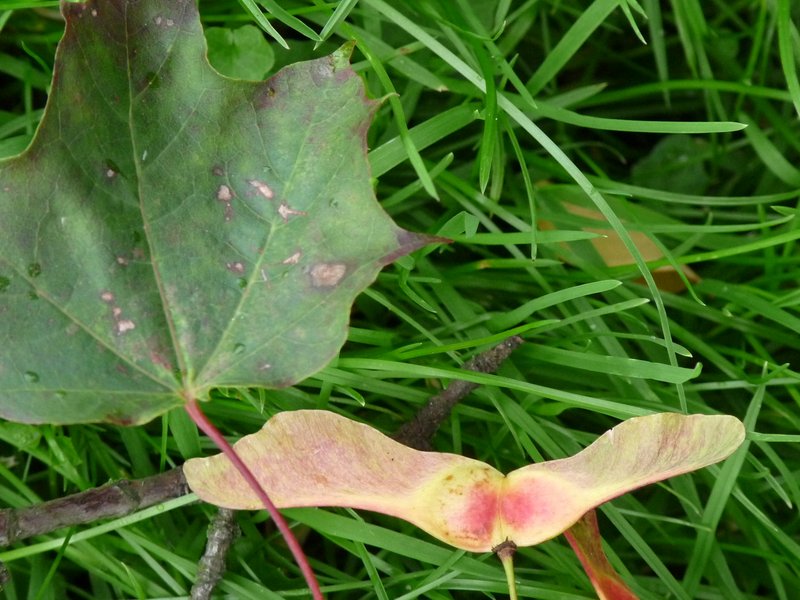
125 1 187 396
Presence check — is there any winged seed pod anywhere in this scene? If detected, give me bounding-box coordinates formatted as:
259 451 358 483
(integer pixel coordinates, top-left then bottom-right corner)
184 410 745 597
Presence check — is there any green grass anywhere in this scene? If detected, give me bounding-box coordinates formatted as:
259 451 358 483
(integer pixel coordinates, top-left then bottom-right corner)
1 0 800 598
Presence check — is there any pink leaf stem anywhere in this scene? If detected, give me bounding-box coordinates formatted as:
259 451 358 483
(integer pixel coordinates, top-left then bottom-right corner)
185 399 323 600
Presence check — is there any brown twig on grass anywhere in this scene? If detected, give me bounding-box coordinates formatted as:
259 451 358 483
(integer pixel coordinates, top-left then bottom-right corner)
0 467 188 547
393 335 524 449
191 507 239 600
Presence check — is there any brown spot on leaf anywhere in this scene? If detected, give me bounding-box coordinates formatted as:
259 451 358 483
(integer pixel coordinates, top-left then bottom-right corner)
217 185 233 202
116 319 135 335
254 84 278 110
216 184 234 221
105 413 136 426
149 350 173 372
226 261 245 274
282 251 302 265
278 202 307 223
248 179 273 199
308 262 346 288
101 291 114 303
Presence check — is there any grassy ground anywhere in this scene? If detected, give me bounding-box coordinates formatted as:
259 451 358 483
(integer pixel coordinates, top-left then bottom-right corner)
2 0 800 598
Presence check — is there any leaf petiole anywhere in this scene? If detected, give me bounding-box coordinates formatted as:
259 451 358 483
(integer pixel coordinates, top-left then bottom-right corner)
184 398 324 599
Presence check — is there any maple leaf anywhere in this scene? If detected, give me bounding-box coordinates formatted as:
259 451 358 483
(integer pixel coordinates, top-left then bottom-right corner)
0 0 429 425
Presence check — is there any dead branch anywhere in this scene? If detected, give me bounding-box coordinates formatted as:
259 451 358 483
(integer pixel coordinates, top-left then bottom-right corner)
393 335 524 449
0 467 187 547
191 507 239 600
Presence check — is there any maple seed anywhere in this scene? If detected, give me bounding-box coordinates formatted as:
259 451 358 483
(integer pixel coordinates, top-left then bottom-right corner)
184 410 745 554
248 179 274 199
309 263 346 287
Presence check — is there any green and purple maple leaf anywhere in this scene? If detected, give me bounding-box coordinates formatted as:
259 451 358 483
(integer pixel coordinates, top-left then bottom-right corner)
0 0 429 426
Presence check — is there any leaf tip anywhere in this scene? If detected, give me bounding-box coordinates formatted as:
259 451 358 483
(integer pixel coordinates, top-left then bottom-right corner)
332 41 357 70
379 230 450 266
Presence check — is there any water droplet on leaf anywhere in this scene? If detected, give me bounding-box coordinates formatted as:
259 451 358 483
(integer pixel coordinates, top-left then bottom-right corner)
24 371 40 383
27 263 42 278
104 158 121 178
144 70 160 89
0 276 10 292
233 343 246 355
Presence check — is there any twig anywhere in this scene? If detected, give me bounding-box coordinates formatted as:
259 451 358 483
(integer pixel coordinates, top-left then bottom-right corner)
0 467 187 547
393 335 524 449
191 508 239 600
